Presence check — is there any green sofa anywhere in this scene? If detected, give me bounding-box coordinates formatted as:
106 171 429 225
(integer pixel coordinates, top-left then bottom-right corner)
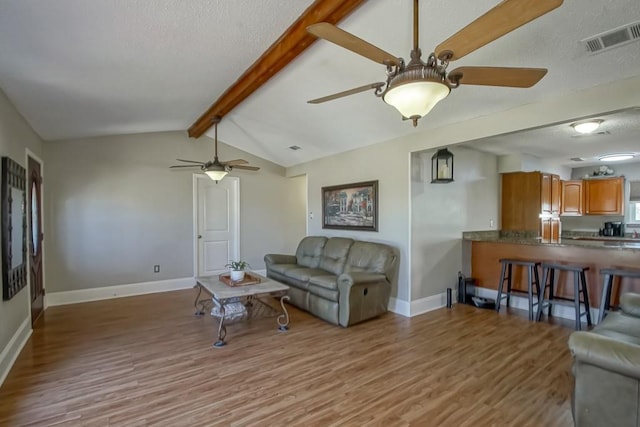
568 293 640 426
264 236 398 327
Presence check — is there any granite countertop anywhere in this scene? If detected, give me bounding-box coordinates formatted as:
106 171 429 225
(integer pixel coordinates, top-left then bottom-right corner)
462 230 640 251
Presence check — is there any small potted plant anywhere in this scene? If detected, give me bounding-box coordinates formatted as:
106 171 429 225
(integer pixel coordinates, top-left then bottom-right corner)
226 260 250 282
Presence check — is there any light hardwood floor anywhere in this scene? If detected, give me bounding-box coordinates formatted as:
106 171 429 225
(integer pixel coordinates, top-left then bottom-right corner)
0 290 575 426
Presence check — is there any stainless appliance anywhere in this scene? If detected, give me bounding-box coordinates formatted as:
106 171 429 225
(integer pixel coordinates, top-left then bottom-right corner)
602 221 624 237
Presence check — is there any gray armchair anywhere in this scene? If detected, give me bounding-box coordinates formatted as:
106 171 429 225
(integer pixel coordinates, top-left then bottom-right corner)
568 293 640 427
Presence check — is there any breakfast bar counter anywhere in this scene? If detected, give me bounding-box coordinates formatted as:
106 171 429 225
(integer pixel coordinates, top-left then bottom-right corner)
464 231 640 308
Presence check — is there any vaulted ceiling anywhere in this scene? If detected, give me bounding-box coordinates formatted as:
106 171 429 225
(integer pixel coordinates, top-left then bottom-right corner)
0 0 639 167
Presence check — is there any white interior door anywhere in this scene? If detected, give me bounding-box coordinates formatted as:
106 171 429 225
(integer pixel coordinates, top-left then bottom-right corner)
194 175 239 277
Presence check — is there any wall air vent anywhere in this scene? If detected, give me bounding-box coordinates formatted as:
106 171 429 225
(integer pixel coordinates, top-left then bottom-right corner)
582 21 640 53
288 145 301 150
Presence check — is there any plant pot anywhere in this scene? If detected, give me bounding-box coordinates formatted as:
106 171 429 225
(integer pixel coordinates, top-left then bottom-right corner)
230 270 245 282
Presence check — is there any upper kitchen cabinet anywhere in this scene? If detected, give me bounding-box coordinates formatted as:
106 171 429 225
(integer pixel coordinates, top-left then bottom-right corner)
561 180 583 216
502 171 561 232
584 177 625 215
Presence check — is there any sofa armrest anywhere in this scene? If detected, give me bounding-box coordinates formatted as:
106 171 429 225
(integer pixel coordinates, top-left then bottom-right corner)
264 254 297 266
338 272 387 287
569 331 640 379
620 293 640 318
337 273 390 327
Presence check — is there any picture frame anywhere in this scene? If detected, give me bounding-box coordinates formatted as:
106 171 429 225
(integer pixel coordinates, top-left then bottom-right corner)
322 180 378 231
1 157 27 301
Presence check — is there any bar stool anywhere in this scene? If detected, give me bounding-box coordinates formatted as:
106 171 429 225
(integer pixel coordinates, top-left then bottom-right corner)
598 267 640 323
496 258 541 321
536 262 592 330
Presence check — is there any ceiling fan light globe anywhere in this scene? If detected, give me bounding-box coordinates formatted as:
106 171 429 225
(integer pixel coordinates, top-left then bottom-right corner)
383 80 450 120
204 164 228 181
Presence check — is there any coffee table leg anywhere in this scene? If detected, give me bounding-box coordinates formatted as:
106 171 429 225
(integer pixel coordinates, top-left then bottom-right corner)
277 295 291 331
214 302 227 347
193 284 205 316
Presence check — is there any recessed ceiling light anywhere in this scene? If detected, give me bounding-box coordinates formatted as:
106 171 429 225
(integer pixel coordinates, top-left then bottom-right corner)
598 153 635 162
571 119 603 134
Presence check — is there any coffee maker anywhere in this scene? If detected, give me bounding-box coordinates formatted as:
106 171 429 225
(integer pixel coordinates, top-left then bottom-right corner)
602 221 624 237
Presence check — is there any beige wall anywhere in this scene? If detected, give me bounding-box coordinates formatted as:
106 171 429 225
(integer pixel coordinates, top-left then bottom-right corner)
288 75 640 310
411 147 499 301
44 131 305 292
0 89 44 376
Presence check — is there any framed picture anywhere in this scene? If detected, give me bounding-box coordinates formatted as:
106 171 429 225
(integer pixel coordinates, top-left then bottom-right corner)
322 180 378 231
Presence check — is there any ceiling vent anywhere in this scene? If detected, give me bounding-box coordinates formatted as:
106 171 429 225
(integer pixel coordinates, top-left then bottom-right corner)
288 145 301 150
582 21 640 53
570 157 585 162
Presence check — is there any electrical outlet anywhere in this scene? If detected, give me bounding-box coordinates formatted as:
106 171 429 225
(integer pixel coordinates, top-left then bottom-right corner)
154 265 160 273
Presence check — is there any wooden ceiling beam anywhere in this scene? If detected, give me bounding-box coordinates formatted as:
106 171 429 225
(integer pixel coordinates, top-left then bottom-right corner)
187 0 367 138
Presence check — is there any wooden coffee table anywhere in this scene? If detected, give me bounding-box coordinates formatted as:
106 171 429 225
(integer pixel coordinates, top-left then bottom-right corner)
194 274 290 347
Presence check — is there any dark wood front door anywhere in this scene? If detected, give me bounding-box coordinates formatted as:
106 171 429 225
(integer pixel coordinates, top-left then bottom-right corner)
28 155 44 325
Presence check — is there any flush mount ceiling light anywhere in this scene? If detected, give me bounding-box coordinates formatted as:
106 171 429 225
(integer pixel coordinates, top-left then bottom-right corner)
571 119 603 134
598 153 636 162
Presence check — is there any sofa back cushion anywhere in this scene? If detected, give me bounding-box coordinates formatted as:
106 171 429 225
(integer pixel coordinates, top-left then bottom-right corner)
319 237 354 275
344 241 395 277
295 236 328 268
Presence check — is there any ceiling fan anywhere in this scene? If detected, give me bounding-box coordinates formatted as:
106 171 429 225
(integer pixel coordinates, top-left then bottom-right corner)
307 0 563 126
170 116 260 181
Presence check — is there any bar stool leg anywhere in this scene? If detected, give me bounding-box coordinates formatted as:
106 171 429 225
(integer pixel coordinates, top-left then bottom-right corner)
573 272 582 330
527 265 534 321
581 270 592 327
496 261 507 313
536 266 549 321
548 269 555 317
506 263 513 308
598 274 613 323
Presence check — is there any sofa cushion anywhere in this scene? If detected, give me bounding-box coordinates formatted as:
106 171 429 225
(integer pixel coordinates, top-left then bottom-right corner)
344 241 394 275
287 268 327 283
295 236 327 268
308 283 339 302
269 263 300 275
309 274 338 291
319 237 354 275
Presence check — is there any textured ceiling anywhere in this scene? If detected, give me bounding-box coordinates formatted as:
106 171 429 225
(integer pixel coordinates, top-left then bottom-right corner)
0 0 639 167
459 107 640 167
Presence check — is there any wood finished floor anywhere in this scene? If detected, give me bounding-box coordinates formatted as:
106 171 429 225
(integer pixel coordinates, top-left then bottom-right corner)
0 290 575 426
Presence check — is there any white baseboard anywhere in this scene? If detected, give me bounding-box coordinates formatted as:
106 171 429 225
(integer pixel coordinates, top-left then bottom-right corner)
0 316 32 387
475 288 600 323
46 277 196 306
389 297 411 317
410 290 457 317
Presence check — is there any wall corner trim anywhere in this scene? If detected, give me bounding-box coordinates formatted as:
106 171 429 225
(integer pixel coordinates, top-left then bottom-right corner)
0 316 32 387
389 297 411 317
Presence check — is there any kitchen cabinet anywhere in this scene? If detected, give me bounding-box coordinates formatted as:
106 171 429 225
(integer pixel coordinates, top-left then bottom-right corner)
501 171 561 234
584 177 624 215
541 217 561 242
561 180 583 216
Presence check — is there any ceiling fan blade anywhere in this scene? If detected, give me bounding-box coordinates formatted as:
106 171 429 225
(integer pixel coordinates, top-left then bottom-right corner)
448 67 548 88
308 82 386 104
176 158 205 164
307 23 400 67
230 165 260 171
170 164 203 168
221 159 249 166
435 0 563 61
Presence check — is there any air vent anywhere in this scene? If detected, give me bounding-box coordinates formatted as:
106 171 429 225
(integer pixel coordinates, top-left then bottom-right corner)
288 145 301 150
570 157 585 162
582 21 640 53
